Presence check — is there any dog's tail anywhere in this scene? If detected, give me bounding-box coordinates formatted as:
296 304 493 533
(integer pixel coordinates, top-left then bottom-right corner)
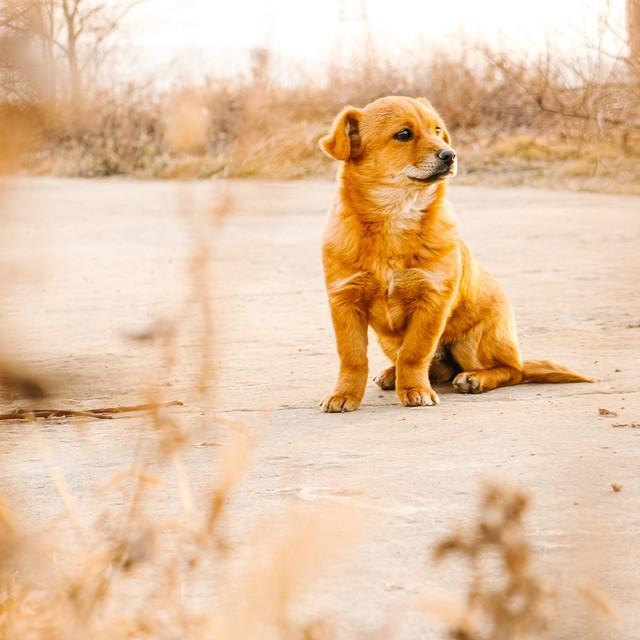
522 359 594 384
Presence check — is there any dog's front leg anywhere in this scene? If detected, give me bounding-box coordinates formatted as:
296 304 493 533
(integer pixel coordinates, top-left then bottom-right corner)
321 275 375 413
391 269 455 407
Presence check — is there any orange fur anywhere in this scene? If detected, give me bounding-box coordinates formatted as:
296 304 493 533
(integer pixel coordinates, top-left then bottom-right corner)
319 96 593 412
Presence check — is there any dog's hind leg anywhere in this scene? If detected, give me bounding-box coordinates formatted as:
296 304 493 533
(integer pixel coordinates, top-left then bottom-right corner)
449 321 524 394
375 356 456 390
374 338 457 390
429 345 459 384
452 366 523 393
374 366 396 390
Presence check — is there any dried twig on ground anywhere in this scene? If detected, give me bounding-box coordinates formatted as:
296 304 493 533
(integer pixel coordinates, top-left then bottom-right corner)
0 400 183 421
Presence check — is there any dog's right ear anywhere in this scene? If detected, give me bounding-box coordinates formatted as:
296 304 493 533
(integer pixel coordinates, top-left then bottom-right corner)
319 106 362 161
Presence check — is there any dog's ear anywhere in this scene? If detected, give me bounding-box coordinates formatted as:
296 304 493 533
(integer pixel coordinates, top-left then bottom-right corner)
319 106 362 161
417 97 452 144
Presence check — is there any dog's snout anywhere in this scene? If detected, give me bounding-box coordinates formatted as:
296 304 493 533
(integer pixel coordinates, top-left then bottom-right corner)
438 149 456 164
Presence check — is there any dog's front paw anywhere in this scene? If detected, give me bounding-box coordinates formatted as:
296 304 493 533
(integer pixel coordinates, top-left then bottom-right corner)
320 392 361 413
452 372 483 394
374 366 396 390
397 386 439 407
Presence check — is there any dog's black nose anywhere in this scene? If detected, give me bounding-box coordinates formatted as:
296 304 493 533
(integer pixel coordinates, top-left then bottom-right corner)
438 149 456 164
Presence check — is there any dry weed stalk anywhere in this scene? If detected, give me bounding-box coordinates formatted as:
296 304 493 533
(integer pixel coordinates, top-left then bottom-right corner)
0 1 51 400
0 417 356 640
576 583 619 623
426 483 549 640
0 51 352 636
186 185 231 399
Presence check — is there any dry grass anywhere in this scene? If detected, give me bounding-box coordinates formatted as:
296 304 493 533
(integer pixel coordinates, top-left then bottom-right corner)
0 427 357 640
424 484 549 640
0 113 358 639
423 483 620 640
0 57 369 634
0 198 356 640
2 2 639 193
456 127 640 194
0 52 360 636
3 35 636 193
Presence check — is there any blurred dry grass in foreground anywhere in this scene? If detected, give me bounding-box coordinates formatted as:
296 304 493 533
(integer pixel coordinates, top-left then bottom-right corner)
426 485 550 640
2 1 640 192
0 38 361 635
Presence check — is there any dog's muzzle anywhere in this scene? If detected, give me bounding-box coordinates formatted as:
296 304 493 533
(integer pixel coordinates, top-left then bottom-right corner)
437 149 456 165
403 149 457 183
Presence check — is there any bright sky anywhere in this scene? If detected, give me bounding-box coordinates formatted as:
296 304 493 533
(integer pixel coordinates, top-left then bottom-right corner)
123 0 627 81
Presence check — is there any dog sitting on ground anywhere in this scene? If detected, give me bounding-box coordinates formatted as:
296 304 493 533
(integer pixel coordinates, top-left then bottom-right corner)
319 95 592 412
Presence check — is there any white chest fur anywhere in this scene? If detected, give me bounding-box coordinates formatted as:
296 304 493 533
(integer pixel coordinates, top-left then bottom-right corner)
371 184 438 234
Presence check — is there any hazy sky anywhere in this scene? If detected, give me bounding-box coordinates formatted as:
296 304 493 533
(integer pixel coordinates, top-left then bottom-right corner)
124 0 627 80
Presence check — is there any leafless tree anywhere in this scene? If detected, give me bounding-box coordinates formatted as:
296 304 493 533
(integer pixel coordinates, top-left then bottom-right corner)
0 0 140 103
0 2 34 98
56 0 142 102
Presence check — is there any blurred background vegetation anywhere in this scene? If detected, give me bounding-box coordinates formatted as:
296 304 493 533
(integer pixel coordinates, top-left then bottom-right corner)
1 0 639 191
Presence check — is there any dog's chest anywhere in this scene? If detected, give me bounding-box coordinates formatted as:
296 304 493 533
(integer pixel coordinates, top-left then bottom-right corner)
361 226 423 287
360 225 449 334
363 188 436 277
364 244 420 333
372 257 405 292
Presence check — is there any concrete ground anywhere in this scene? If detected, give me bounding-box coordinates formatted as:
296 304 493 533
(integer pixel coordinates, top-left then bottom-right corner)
0 178 639 638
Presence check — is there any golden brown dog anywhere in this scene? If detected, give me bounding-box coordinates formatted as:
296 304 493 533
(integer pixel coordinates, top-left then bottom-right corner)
319 95 592 412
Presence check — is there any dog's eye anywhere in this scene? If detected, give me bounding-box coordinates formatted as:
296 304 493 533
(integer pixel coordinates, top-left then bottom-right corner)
435 127 443 136
393 128 413 142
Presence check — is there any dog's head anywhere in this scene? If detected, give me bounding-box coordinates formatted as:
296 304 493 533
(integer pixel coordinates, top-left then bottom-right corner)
319 96 456 188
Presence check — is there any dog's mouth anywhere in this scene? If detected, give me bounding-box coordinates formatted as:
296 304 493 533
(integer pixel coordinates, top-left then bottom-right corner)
407 168 452 183
402 163 455 184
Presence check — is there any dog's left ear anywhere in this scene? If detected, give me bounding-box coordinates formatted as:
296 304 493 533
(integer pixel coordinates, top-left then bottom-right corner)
417 97 452 144
319 106 362 161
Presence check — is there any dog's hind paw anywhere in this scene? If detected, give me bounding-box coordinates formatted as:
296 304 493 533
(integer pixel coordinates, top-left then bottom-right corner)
374 366 396 390
452 372 483 394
